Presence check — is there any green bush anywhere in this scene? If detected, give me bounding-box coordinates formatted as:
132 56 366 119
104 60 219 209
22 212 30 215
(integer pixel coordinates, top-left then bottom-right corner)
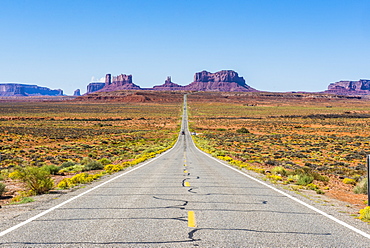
236 127 250 133
98 158 112 166
10 166 54 194
0 183 6 197
42 165 59 175
59 164 85 173
296 174 314 186
354 178 368 194
81 157 103 171
60 161 75 169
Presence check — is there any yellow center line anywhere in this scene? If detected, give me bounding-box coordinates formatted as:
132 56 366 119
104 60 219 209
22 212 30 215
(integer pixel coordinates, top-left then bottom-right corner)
184 170 188 173
188 211 196 227
184 181 191 187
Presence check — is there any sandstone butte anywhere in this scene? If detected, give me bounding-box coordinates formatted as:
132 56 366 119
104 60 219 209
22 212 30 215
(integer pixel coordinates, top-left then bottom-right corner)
2 71 370 97
86 70 258 94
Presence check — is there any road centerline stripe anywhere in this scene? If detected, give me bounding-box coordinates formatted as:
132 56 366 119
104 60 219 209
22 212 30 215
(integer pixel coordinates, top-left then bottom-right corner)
188 211 196 227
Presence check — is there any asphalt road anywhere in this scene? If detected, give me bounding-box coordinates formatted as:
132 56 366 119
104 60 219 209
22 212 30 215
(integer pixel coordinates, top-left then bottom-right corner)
1 95 370 247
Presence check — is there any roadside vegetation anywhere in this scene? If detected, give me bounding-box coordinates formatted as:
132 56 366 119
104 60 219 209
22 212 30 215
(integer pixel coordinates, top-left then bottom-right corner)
188 92 370 220
0 101 181 204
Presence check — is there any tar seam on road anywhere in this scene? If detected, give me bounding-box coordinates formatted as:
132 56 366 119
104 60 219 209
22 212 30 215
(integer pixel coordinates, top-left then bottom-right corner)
0 136 181 238
189 137 370 240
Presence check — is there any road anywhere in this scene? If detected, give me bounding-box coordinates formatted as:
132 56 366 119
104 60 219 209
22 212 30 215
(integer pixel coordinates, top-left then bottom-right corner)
1 95 370 247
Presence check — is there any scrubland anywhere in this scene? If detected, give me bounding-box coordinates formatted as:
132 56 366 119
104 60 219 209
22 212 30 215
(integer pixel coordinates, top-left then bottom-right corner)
188 92 369 215
0 101 182 204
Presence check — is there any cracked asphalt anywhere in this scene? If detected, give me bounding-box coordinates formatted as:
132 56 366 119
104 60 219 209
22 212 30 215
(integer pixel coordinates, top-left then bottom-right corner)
0 95 370 247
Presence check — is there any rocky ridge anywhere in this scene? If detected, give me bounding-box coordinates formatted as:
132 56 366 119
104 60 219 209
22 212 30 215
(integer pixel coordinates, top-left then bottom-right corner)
324 79 370 95
0 83 63 96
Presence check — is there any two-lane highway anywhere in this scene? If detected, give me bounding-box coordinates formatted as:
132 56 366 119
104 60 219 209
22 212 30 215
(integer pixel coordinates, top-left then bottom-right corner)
1 95 369 247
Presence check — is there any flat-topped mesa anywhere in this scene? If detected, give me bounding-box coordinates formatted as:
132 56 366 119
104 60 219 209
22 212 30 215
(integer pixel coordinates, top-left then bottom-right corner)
186 70 257 92
325 79 370 95
152 76 185 91
87 82 105 94
194 70 245 84
0 83 63 96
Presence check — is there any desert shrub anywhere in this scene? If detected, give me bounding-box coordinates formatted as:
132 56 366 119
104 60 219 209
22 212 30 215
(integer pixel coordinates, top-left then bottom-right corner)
57 178 74 189
81 157 103 171
271 166 287 176
58 172 104 189
306 183 319 190
288 174 299 182
354 178 368 194
217 128 226 131
98 158 112 166
9 166 54 194
70 173 94 184
42 164 59 175
104 164 123 174
236 127 250 133
59 164 85 173
60 161 75 169
296 174 314 186
266 174 282 182
0 182 6 196
359 206 370 222
343 178 356 185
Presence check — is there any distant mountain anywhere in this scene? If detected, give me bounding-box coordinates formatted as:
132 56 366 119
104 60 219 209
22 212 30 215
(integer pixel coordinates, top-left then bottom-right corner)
86 70 257 94
0 83 63 96
323 79 370 95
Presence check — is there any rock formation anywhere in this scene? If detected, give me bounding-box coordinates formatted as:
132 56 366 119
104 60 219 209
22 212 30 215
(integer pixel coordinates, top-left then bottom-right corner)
0 83 63 96
73 89 81 96
86 82 105 94
152 76 185 91
85 70 257 94
185 70 257 92
87 74 142 94
324 79 370 95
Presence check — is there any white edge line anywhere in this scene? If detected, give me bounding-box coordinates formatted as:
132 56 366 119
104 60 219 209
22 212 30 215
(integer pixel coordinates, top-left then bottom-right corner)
190 137 370 240
0 142 179 237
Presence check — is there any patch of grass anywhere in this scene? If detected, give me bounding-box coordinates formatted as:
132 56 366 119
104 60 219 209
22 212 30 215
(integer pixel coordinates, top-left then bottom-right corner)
10 197 34 205
354 178 368 194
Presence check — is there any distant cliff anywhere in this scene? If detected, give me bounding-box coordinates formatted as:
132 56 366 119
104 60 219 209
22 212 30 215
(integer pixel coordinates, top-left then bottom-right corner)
0 83 63 96
86 70 257 94
324 79 370 95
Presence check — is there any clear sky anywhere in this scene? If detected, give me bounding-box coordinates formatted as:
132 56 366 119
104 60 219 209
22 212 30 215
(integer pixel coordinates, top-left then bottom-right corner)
1 0 370 95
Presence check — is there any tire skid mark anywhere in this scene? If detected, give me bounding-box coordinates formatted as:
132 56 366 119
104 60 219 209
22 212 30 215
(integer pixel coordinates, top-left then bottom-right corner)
153 196 188 209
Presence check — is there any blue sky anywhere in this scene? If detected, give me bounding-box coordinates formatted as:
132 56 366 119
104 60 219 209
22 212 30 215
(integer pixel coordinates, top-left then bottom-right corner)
1 0 370 95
